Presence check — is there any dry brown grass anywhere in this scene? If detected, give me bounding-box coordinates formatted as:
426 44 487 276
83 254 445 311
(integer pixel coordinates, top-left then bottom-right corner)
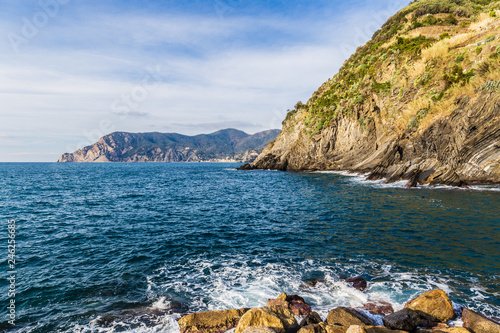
407 60 426 78
394 97 429 133
469 13 497 32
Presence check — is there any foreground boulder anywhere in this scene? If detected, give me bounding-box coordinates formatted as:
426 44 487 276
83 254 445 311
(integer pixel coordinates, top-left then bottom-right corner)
267 293 312 316
297 323 345 333
178 308 248 333
235 306 298 333
405 289 454 322
300 312 323 327
462 308 500 333
382 308 439 332
416 327 471 333
242 327 278 333
347 326 408 333
326 307 373 327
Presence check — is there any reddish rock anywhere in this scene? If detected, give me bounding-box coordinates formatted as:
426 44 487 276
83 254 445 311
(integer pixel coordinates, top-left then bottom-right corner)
267 293 312 316
345 277 368 291
360 301 394 315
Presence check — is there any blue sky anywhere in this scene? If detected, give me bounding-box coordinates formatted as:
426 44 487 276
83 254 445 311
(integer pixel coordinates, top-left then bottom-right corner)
0 0 408 161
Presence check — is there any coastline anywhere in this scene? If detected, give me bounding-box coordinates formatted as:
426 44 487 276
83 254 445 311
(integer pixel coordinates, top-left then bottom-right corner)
177 286 500 333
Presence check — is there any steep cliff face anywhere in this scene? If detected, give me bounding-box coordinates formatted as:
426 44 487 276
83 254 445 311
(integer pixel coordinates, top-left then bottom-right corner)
243 0 500 186
249 92 499 186
58 129 280 163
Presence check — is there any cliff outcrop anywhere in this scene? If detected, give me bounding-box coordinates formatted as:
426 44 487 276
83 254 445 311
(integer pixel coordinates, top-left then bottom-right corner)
242 0 500 186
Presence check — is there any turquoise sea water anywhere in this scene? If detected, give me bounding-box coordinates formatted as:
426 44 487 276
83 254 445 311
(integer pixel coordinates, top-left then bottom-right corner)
0 162 498 332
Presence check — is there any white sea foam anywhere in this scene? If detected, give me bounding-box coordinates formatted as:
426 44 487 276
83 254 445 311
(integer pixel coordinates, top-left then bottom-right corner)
317 170 500 191
63 257 500 332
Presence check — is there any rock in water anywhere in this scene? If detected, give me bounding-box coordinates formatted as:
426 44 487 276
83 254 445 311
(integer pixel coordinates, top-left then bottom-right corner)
178 308 249 333
404 289 454 322
300 312 323 327
235 306 298 333
345 277 368 291
267 293 312 316
326 307 373 327
462 308 500 333
360 301 394 315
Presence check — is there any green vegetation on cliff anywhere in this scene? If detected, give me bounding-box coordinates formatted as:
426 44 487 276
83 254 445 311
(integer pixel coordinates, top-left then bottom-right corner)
247 0 500 186
291 0 500 136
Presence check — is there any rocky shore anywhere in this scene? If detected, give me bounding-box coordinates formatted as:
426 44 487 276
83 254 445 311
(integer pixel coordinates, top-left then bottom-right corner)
177 279 500 333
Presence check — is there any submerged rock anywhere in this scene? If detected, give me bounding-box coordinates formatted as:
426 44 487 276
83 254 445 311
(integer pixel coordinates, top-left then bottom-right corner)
404 289 454 322
235 306 298 333
345 277 368 291
462 308 500 333
178 308 249 333
326 307 374 327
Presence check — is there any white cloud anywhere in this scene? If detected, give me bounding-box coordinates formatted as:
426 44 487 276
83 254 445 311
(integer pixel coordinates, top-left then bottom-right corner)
0 0 408 161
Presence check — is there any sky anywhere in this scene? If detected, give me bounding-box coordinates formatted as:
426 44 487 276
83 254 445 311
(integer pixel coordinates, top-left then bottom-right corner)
0 0 409 162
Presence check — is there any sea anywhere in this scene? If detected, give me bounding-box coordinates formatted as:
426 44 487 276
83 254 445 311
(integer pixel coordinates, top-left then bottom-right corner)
0 162 498 332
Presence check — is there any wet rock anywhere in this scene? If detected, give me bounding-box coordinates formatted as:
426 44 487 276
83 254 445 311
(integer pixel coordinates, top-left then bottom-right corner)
235 306 298 333
242 327 278 333
303 277 325 288
300 312 323 327
267 293 289 308
326 307 373 327
178 308 249 333
404 289 454 322
462 308 500 333
382 308 421 332
360 301 394 315
267 293 312 316
345 277 368 291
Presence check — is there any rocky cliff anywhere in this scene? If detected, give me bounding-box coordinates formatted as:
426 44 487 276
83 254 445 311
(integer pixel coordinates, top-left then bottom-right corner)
58 129 280 163
242 0 500 186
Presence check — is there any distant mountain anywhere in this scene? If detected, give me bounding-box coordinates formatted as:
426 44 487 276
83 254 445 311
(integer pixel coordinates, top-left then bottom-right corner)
57 129 280 163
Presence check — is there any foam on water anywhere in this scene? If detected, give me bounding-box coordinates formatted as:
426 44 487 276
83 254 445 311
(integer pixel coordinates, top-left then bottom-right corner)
61 255 500 332
316 170 500 191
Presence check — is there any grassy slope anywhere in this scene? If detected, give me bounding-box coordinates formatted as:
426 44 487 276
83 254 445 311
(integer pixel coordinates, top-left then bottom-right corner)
287 0 500 139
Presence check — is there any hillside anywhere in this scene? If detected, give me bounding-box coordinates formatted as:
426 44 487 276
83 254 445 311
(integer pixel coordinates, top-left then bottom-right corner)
242 0 500 187
57 129 280 163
